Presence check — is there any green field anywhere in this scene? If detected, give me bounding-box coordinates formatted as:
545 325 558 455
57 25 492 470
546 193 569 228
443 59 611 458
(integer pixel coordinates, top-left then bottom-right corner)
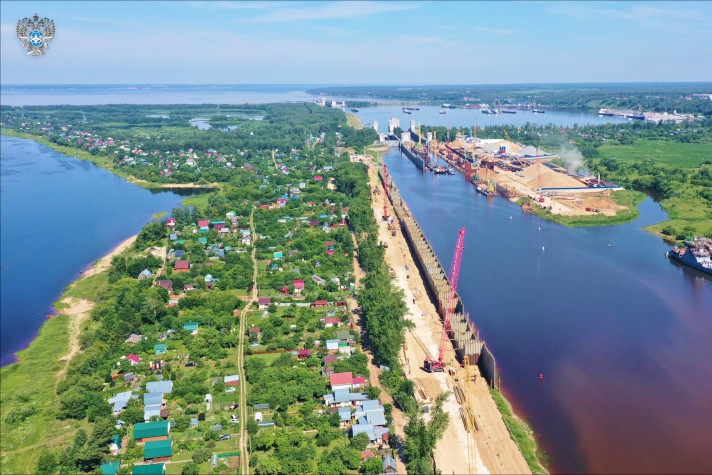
598 140 709 168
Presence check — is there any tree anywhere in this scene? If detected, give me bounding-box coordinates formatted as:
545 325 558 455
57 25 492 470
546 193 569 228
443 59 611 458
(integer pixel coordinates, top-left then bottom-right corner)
361 455 383 475
181 463 200 475
36 452 57 475
192 446 212 464
247 417 259 435
350 432 370 451
255 456 283 475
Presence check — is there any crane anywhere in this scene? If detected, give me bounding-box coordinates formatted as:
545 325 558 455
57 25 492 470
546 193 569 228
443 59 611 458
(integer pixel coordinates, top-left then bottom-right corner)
502 128 512 157
382 163 390 220
425 227 466 372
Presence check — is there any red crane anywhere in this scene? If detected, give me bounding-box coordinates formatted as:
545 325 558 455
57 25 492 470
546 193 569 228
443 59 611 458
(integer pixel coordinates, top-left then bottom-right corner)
382 163 390 220
425 227 466 372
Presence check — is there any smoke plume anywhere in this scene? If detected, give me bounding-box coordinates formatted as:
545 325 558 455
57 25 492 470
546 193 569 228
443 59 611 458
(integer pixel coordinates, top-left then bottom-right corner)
558 143 589 176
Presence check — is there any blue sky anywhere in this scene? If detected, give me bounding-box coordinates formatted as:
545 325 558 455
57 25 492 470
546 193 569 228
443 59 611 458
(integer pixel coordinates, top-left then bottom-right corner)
2 1 711 85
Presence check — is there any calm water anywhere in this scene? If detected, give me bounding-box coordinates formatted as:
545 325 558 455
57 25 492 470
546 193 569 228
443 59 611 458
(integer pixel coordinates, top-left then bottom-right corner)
383 148 712 474
355 104 630 132
0 136 188 366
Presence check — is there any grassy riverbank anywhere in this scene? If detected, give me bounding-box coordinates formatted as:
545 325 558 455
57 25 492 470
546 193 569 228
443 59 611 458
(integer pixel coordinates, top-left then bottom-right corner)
0 313 88 473
491 388 550 474
518 189 647 227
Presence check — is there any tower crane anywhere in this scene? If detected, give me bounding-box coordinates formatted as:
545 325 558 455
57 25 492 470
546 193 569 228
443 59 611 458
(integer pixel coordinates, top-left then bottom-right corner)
425 227 466 372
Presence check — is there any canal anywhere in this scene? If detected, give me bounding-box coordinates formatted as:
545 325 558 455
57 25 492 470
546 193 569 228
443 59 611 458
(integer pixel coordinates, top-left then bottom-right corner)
382 148 712 474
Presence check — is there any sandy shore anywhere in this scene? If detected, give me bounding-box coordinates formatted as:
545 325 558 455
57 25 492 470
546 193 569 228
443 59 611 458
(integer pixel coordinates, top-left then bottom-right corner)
81 234 137 278
361 153 532 474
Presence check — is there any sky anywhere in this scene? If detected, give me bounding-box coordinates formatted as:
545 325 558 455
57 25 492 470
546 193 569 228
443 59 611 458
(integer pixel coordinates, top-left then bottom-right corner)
2 1 711 85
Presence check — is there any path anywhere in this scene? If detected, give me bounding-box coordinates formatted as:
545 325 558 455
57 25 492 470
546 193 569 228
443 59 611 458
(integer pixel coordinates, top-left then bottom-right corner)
236 208 258 474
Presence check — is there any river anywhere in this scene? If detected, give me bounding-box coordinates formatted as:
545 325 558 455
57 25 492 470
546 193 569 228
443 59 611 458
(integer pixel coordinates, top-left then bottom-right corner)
0 136 192 366
382 147 712 474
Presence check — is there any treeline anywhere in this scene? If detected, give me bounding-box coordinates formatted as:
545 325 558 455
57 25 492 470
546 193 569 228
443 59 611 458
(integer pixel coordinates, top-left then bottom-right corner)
333 160 450 474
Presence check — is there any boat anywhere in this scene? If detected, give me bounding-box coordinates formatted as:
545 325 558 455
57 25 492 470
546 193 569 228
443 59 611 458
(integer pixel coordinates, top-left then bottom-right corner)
447 167 456 175
350 108 359 113
502 109 517 114
439 109 447 114
403 109 412 114
666 236 712 275
481 109 493 114
532 109 545 113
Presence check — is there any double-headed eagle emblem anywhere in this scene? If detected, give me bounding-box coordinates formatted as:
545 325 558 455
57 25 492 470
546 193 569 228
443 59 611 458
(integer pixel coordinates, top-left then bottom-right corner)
17 14 55 56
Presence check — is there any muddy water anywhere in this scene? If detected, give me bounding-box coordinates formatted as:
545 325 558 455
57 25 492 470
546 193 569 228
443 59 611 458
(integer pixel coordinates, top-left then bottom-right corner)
383 148 712 474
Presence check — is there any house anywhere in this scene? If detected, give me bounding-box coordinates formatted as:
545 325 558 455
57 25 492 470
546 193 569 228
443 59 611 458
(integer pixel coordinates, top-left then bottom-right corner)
146 380 173 395
298 349 310 360
312 275 327 286
144 404 162 421
257 297 271 309
322 317 341 328
353 376 367 388
330 372 353 391
156 280 173 292
311 299 328 308
174 260 190 273
183 322 199 335
138 269 152 280
338 406 352 423
248 327 261 339
197 220 209 227
314 175 323 181
132 463 166 475
224 374 240 386
154 344 167 355
336 330 350 340
351 423 376 441
169 233 177 241
361 450 375 462
127 354 141 365
383 455 397 473
322 355 338 376
125 334 142 344
144 393 163 406
326 339 339 351
100 461 120 475
133 420 170 443
293 280 305 294
124 373 135 383
108 391 134 414
144 439 173 462
366 408 387 426
166 217 177 228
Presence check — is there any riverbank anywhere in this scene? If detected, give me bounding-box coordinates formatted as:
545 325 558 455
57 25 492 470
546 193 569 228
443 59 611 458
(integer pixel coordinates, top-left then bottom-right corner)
0 129 219 191
360 152 544 474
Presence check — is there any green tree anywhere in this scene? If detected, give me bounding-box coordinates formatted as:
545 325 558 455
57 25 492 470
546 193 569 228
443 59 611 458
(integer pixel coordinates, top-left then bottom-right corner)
181 463 200 475
36 452 57 475
350 432 370 451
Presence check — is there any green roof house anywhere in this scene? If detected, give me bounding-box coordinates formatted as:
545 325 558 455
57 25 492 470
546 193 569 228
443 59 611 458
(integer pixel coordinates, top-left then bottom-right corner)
144 439 173 461
100 461 120 475
132 464 166 475
153 344 167 355
133 420 170 442
198 237 208 245
183 322 199 335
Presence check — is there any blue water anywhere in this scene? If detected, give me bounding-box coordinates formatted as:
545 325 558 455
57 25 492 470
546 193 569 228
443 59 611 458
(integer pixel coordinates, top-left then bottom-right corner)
0 136 189 366
383 149 712 474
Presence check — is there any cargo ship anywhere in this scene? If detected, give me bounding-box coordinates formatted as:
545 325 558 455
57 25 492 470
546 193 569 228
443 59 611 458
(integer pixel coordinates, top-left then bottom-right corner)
666 236 712 275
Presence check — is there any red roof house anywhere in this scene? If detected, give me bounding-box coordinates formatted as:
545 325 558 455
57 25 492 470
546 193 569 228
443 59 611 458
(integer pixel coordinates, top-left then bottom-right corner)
257 297 271 309
166 218 177 227
174 260 190 273
157 280 173 292
330 372 353 391
323 317 341 327
311 300 329 308
127 354 141 365
314 175 323 181
197 220 209 227
298 349 310 359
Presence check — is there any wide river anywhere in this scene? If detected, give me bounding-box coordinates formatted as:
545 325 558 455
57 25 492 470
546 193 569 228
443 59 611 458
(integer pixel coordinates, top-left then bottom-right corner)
0 136 191 366
382 147 712 474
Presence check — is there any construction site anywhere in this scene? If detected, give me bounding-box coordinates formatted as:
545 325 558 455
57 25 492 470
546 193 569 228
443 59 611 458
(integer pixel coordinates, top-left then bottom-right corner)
400 123 626 217
364 157 534 474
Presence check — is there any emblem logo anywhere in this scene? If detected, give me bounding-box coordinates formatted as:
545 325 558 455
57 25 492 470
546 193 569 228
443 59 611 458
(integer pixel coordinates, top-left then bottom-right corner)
17 14 55 56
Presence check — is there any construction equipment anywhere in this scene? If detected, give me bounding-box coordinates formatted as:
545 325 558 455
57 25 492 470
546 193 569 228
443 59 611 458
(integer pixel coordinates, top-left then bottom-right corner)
425 228 466 373
502 128 512 158
382 163 390 220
